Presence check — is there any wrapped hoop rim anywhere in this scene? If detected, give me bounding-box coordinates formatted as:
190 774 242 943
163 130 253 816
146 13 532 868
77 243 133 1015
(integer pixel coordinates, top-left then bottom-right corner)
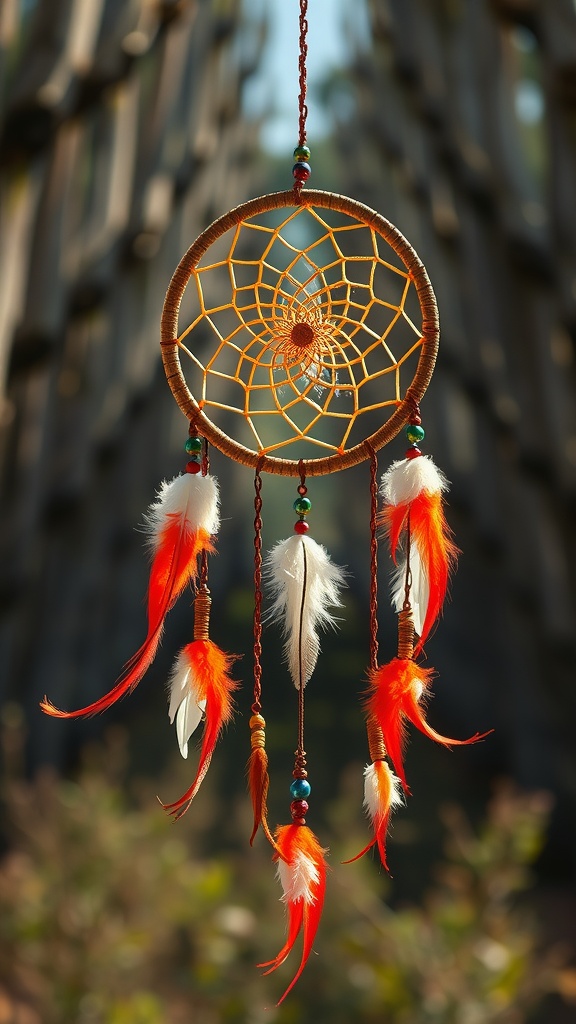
160 189 439 477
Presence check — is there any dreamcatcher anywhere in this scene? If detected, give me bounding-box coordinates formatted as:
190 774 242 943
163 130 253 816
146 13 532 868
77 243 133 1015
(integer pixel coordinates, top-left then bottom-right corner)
41 1 487 1004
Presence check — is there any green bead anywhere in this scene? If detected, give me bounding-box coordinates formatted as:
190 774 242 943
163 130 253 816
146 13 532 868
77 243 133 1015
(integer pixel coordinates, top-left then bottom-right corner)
185 436 203 454
293 144 311 161
293 496 312 515
406 425 425 443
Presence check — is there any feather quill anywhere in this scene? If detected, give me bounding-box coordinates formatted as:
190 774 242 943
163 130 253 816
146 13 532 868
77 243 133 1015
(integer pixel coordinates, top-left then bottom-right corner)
41 472 219 719
264 535 346 688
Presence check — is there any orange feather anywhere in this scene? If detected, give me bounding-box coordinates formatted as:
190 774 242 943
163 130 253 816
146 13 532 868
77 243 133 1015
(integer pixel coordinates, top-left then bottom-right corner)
162 639 238 820
366 658 487 793
247 747 274 846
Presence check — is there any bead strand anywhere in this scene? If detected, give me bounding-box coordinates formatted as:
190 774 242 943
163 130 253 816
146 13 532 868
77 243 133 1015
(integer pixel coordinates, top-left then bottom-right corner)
405 402 425 459
293 143 311 187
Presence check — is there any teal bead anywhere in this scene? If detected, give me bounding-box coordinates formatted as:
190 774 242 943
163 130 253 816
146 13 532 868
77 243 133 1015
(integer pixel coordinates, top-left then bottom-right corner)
406 424 425 444
293 496 312 515
290 778 311 799
185 436 203 454
293 144 311 161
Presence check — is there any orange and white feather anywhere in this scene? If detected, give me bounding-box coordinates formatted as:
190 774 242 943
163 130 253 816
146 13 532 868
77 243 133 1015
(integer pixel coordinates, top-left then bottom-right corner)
362 760 404 867
345 760 403 869
260 823 328 1004
41 472 219 719
380 456 458 656
163 638 238 819
264 535 346 689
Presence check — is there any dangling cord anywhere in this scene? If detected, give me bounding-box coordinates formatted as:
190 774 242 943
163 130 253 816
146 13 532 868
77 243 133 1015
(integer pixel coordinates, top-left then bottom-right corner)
188 420 211 599
398 508 416 660
398 511 416 661
200 431 210 597
367 443 379 674
253 460 264 718
290 462 310 820
292 0 311 195
249 458 276 848
363 444 390 820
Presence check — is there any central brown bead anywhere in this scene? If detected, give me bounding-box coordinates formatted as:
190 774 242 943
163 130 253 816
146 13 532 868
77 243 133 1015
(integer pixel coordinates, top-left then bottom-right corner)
290 322 315 348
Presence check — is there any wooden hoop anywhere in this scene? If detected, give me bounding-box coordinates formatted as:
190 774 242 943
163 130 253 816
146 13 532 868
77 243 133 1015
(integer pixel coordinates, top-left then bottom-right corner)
160 189 439 477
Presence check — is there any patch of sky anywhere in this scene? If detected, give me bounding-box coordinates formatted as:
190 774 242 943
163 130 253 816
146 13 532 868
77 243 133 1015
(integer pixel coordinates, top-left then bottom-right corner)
241 0 370 154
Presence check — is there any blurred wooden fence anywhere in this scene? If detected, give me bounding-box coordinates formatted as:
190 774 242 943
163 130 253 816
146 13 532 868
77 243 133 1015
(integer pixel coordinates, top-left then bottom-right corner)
337 0 576 870
0 0 263 766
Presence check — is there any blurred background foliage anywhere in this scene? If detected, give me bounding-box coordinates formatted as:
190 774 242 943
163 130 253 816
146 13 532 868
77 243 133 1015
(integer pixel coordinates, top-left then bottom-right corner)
1 0 576 1020
1 707 574 1024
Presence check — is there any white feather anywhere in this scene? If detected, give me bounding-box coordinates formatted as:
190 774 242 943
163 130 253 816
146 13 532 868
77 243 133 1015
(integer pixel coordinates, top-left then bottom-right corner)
144 472 220 550
390 549 428 637
363 762 404 822
381 455 448 506
167 649 206 759
277 851 319 905
264 534 346 688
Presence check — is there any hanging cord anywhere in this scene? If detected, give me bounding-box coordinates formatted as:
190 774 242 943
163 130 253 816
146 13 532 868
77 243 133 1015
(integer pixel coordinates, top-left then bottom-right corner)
397 508 416 660
366 442 389 764
367 444 379 672
292 0 310 197
252 459 265 715
293 461 308 778
298 0 309 147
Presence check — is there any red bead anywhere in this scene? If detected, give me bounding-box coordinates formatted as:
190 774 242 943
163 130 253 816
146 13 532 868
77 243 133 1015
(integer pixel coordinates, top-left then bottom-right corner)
409 414 422 426
292 816 306 826
186 460 202 473
405 447 422 460
297 484 308 496
290 799 309 817
294 520 309 534
292 161 311 182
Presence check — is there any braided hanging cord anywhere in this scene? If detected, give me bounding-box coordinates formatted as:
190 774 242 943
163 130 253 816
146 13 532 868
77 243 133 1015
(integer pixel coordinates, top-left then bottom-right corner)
252 461 265 715
297 0 309 148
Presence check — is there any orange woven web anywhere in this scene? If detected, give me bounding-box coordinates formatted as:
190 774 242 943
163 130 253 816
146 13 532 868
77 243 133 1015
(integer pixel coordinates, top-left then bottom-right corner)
175 204 424 459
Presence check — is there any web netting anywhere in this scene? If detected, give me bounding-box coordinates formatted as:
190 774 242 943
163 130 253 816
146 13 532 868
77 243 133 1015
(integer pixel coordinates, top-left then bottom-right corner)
162 193 437 472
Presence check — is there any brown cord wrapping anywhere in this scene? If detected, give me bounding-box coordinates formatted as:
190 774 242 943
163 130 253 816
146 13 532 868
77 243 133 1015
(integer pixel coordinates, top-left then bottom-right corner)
160 189 439 477
249 713 266 751
397 607 415 660
367 714 387 763
193 588 211 641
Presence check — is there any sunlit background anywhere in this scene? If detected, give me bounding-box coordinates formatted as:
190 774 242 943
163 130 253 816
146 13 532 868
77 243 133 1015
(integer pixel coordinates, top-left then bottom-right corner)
1 1 576 1021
